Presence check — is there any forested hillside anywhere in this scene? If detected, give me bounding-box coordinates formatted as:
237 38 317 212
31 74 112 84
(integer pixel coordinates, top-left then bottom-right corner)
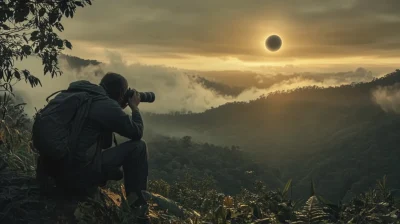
141 136 281 194
143 70 400 202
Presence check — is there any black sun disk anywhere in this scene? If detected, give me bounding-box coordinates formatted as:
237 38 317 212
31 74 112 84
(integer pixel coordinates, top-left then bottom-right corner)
265 35 282 52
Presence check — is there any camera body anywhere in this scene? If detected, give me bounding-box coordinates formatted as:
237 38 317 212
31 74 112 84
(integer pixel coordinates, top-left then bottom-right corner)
124 88 155 104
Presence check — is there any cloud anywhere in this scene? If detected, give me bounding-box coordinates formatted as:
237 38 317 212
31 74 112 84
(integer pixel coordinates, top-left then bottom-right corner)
372 83 400 114
13 54 239 115
59 0 400 62
12 53 383 118
197 67 376 90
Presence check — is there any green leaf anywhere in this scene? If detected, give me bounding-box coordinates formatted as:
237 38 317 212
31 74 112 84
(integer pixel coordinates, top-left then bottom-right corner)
49 11 58 24
21 45 31 55
44 65 49 75
29 3 35 14
30 31 39 41
38 42 45 51
75 1 84 7
6 69 12 82
28 75 41 87
23 35 29 44
22 70 30 79
39 8 46 17
15 7 30 23
14 70 21 80
282 179 292 198
65 9 70 18
56 39 63 48
310 179 316 196
65 40 72 49
0 24 10 30
55 22 64 32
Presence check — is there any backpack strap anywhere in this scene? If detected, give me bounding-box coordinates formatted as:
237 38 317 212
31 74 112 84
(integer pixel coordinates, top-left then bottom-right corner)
68 94 107 152
46 90 66 102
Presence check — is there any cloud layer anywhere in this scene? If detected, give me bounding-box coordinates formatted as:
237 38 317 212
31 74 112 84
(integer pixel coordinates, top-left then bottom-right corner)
60 0 400 63
372 84 400 114
13 53 383 117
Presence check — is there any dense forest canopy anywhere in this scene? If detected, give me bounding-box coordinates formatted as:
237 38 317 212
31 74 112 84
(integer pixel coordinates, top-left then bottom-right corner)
142 70 400 202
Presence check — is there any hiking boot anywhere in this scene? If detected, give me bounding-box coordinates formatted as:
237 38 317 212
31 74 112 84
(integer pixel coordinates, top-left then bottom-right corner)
131 203 151 224
127 192 151 223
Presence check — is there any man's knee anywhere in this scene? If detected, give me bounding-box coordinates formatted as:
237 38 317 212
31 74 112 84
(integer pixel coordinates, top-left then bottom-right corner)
135 139 147 149
128 139 148 156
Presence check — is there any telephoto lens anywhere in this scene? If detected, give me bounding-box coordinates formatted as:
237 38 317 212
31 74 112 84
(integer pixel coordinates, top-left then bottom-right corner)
124 88 155 103
139 92 155 103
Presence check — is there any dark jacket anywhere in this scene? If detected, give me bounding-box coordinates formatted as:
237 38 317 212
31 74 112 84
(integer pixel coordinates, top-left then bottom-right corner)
57 80 144 185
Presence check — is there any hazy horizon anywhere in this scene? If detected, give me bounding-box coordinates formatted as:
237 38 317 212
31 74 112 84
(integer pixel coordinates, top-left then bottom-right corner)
13 53 398 117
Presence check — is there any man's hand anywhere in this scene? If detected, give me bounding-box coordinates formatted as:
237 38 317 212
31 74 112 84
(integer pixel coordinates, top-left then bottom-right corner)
128 90 141 110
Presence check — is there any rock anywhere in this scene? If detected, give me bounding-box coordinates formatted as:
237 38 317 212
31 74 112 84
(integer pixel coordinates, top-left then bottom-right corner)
0 168 195 224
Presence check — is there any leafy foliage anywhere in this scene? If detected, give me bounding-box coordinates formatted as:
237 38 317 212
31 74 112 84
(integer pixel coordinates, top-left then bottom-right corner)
139 135 282 195
293 196 331 224
0 92 34 172
340 175 400 224
0 101 400 223
0 0 92 90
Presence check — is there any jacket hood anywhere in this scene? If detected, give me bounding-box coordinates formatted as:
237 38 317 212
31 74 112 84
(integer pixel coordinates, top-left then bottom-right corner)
67 80 107 96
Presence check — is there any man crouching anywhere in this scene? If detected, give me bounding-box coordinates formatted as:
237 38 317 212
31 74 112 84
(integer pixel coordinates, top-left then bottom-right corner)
32 72 150 222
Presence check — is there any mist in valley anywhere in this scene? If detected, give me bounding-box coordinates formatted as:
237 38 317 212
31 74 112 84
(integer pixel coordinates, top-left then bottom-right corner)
13 53 392 144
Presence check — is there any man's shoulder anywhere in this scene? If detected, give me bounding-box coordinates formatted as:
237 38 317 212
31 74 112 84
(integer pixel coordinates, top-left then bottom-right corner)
91 96 119 107
89 96 124 117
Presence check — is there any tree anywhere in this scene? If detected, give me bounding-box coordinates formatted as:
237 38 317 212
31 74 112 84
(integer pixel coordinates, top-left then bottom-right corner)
0 0 93 93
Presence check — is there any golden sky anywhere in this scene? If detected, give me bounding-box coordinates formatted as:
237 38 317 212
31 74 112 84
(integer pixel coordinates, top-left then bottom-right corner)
60 0 400 72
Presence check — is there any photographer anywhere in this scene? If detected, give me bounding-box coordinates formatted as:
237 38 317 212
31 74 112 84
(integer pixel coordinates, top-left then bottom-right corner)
33 72 152 222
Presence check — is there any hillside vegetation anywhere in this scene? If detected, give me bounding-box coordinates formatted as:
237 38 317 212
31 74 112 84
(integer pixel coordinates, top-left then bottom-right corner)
143 70 400 202
1 86 400 223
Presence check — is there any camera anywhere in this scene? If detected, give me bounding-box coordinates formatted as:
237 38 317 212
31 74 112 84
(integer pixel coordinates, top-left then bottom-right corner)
124 88 155 103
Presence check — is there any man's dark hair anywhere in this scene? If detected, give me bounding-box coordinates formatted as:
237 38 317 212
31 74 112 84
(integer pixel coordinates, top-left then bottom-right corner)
99 72 128 100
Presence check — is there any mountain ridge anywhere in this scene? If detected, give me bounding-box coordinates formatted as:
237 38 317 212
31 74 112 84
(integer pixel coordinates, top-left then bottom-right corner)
142 69 400 201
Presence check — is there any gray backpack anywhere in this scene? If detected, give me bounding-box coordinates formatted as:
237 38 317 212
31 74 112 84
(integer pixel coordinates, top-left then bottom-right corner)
32 89 104 160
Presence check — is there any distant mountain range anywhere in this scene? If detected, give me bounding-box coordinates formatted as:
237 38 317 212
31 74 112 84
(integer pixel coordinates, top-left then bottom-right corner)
60 54 376 98
60 54 101 68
